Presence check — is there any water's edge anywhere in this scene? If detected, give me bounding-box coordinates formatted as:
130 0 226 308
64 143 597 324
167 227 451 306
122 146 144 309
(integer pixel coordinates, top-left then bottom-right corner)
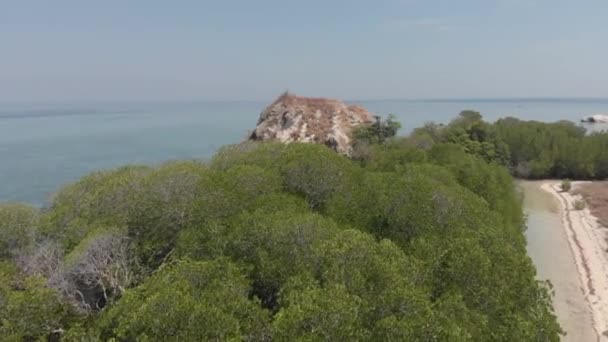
520 181 595 341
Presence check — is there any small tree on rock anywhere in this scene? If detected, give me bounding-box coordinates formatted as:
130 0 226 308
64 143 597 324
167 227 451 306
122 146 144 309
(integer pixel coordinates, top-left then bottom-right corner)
353 115 401 145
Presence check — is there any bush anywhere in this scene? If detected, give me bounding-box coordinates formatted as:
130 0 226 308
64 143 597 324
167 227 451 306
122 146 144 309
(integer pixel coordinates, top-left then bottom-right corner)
0 262 77 341
279 144 358 210
0 203 38 260
96 258 270 341
561 179 572 192
352 114 401 145
574 200 586 211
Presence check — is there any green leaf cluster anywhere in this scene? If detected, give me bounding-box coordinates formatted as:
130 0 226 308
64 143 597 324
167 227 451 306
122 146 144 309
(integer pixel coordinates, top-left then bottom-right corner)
0 114 563 341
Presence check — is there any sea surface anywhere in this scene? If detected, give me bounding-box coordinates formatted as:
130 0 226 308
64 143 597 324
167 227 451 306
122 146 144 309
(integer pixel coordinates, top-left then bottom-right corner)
2 98 608 205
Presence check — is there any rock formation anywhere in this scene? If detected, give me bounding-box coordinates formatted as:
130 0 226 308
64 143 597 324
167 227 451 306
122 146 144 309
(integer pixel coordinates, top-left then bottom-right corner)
249 92 375 155
581 114 608 123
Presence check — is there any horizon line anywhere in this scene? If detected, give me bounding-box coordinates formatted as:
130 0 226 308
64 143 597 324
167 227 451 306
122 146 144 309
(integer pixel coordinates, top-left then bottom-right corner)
1 96 608 105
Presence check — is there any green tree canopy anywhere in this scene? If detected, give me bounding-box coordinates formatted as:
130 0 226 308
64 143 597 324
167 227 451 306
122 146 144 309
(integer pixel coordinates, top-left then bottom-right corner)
0 112 566 341
96 258 270 341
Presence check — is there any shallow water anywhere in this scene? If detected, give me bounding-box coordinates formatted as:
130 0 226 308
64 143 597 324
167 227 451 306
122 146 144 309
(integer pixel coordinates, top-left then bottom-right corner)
2 99 608 205
520 181 595 341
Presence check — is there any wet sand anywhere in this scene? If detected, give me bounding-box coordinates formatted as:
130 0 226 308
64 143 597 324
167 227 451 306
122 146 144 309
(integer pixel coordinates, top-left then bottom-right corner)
520 181 597 341
541 181 608 341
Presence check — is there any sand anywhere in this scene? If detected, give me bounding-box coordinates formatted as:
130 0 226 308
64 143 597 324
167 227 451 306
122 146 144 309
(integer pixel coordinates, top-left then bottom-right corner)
542 181 608 341
521 181 594 341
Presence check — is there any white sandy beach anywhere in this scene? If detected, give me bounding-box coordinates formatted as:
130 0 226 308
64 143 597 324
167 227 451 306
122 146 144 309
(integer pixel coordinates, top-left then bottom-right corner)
542 181 608 341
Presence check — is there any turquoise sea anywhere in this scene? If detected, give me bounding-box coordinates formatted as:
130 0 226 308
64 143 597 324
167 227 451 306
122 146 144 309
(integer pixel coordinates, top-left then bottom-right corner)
2 98 608 205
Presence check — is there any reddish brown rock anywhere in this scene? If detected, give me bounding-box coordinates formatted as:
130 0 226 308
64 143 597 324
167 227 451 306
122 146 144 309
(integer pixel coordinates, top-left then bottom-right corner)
249 92 375 155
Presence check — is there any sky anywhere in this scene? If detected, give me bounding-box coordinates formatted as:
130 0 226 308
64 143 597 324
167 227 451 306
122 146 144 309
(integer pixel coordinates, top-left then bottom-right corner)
1 0 607 102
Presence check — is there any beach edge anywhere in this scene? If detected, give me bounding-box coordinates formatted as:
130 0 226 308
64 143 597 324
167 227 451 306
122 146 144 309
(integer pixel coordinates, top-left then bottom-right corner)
541 181 608 341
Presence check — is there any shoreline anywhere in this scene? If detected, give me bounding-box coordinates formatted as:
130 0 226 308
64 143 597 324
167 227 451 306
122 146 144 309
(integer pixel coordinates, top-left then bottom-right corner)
541 181 608 341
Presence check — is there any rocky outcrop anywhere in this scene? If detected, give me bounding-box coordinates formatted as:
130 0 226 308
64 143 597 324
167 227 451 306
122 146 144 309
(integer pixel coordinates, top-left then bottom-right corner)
249 93 375 155
581 114 608 123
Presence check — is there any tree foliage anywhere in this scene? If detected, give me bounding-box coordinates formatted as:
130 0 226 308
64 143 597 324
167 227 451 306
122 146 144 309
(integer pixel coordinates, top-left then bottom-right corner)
0 203 38 260
416 112 608 180
0 113 565 340
0 261 76 341
352 114 402 145
96 258 270 341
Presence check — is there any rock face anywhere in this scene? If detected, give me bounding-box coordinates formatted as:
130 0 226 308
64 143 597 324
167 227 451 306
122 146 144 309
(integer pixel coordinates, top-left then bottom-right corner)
581 114 608 123
249 93 375 155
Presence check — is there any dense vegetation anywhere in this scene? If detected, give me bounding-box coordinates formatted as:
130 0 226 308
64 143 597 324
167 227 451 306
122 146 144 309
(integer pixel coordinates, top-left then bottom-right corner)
0 114 565 341
407 110 608 179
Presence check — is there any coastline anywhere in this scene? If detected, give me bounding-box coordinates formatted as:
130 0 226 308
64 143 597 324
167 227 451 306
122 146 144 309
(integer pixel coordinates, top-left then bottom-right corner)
541 181 608 341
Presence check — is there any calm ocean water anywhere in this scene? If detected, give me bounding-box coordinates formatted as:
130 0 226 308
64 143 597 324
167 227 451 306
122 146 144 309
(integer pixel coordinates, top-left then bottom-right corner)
2 99 608 205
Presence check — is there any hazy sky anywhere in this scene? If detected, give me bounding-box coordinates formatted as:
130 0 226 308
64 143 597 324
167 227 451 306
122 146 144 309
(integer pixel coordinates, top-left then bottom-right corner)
1 0 607 102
